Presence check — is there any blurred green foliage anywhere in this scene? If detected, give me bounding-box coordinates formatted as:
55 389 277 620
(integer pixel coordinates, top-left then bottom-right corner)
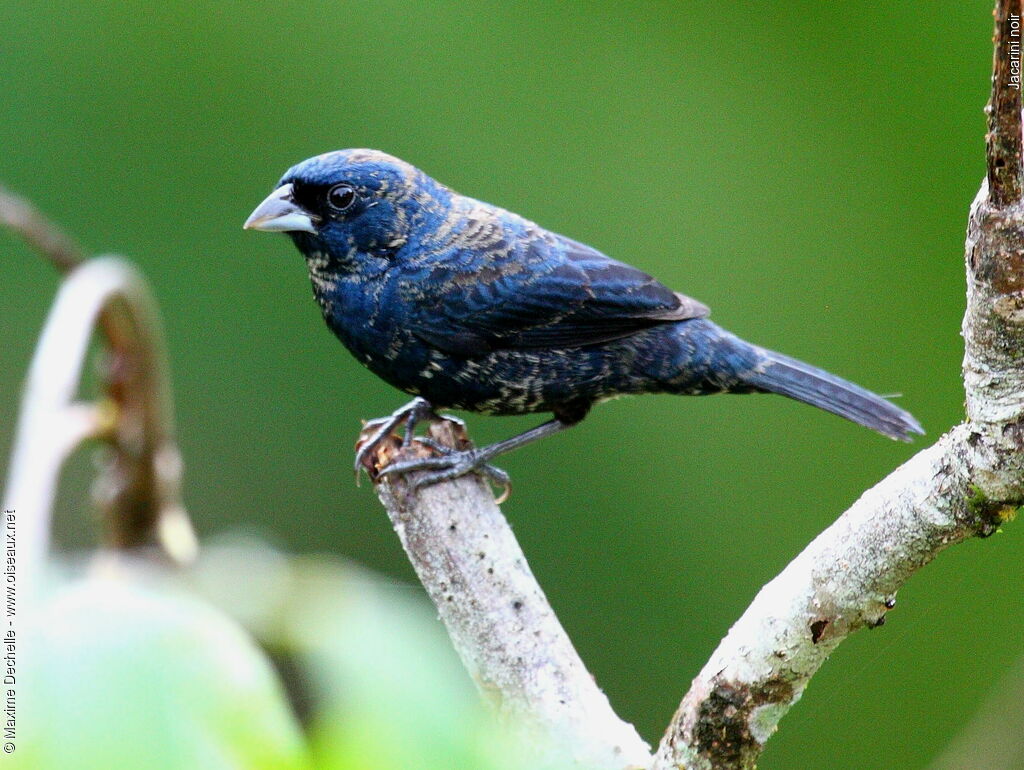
2 1 1021 768
19 564 309 770
206 543 534 770
19 545 548 770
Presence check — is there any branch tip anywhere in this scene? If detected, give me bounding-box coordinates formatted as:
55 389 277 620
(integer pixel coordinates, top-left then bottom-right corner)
986 0 1024 207
0 183 85 272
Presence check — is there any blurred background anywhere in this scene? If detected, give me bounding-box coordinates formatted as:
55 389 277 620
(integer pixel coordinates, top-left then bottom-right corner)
2 1 1019 768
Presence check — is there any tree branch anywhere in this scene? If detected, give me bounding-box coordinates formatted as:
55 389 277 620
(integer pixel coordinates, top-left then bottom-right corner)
987 0 1024 207
648 3 1024 760
647 427 1012 770
0 184 84 274
365 6 1024 767
371 420 651 769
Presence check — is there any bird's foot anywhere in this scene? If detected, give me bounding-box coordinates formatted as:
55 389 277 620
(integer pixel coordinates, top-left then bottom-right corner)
377 435 512 503
354 397 437 484
355 401 511 502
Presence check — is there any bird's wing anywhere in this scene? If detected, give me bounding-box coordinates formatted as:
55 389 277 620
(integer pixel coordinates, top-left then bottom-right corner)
408 230 709 356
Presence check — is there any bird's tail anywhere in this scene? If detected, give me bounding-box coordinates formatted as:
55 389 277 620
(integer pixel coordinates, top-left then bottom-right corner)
739 348 923 441
660 320 924 441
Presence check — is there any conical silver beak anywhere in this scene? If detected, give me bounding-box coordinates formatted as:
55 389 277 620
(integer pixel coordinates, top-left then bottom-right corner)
243 183 318 234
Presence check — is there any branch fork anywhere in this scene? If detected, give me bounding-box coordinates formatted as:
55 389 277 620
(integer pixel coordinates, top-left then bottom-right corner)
366 4 1024 768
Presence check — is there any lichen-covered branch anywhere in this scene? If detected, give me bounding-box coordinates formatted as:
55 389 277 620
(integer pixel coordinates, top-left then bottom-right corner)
371 421 651 769
648 427 1015 770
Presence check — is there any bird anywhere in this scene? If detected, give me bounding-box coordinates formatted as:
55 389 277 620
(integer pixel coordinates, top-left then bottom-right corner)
244 149 923 490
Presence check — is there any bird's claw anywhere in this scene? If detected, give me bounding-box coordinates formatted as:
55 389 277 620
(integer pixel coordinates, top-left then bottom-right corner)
378 441 511 503
354 397 436 484
355 400 512 502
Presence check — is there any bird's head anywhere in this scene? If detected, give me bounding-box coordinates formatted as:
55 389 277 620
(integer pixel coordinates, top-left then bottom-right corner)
244 149 450 264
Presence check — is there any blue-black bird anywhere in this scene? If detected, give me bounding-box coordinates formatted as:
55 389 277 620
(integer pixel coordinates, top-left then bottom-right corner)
244 149 923 489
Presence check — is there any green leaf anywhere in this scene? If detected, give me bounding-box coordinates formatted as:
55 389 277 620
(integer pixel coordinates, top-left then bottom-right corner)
16 567 310 770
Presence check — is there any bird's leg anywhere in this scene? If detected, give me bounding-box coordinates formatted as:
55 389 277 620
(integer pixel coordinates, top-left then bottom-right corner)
355 397 437 481
377 418 572 492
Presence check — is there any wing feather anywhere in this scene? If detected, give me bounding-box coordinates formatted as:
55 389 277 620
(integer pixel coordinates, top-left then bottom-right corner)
409 226 708 355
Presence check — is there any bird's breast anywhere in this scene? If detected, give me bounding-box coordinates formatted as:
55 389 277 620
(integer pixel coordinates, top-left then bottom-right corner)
313 269 430 380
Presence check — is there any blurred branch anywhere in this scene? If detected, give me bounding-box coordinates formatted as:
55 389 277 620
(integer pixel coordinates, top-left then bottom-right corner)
2 187 198 575
372 421 651 770
368 4 1024 770
0 184 84 273
3 257 198 604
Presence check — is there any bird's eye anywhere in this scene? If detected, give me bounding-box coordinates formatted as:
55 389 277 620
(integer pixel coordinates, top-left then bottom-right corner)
326 184 357 213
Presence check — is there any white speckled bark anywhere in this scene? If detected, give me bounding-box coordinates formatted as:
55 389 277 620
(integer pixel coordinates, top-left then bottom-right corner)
649 429 992 770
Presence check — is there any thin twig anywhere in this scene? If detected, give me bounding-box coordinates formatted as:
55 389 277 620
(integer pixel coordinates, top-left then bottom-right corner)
987 0 1024 207
0 184 84 273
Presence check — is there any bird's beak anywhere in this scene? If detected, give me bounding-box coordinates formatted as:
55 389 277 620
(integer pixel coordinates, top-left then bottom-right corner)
243 183 318 234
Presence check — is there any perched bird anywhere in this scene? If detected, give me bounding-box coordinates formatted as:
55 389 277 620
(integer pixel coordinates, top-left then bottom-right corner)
244 149 923 489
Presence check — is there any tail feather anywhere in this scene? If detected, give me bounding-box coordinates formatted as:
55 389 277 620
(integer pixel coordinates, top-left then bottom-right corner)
743 349 924 441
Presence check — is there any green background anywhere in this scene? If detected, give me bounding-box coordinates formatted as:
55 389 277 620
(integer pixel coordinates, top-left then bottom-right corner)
2 2 1017 767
